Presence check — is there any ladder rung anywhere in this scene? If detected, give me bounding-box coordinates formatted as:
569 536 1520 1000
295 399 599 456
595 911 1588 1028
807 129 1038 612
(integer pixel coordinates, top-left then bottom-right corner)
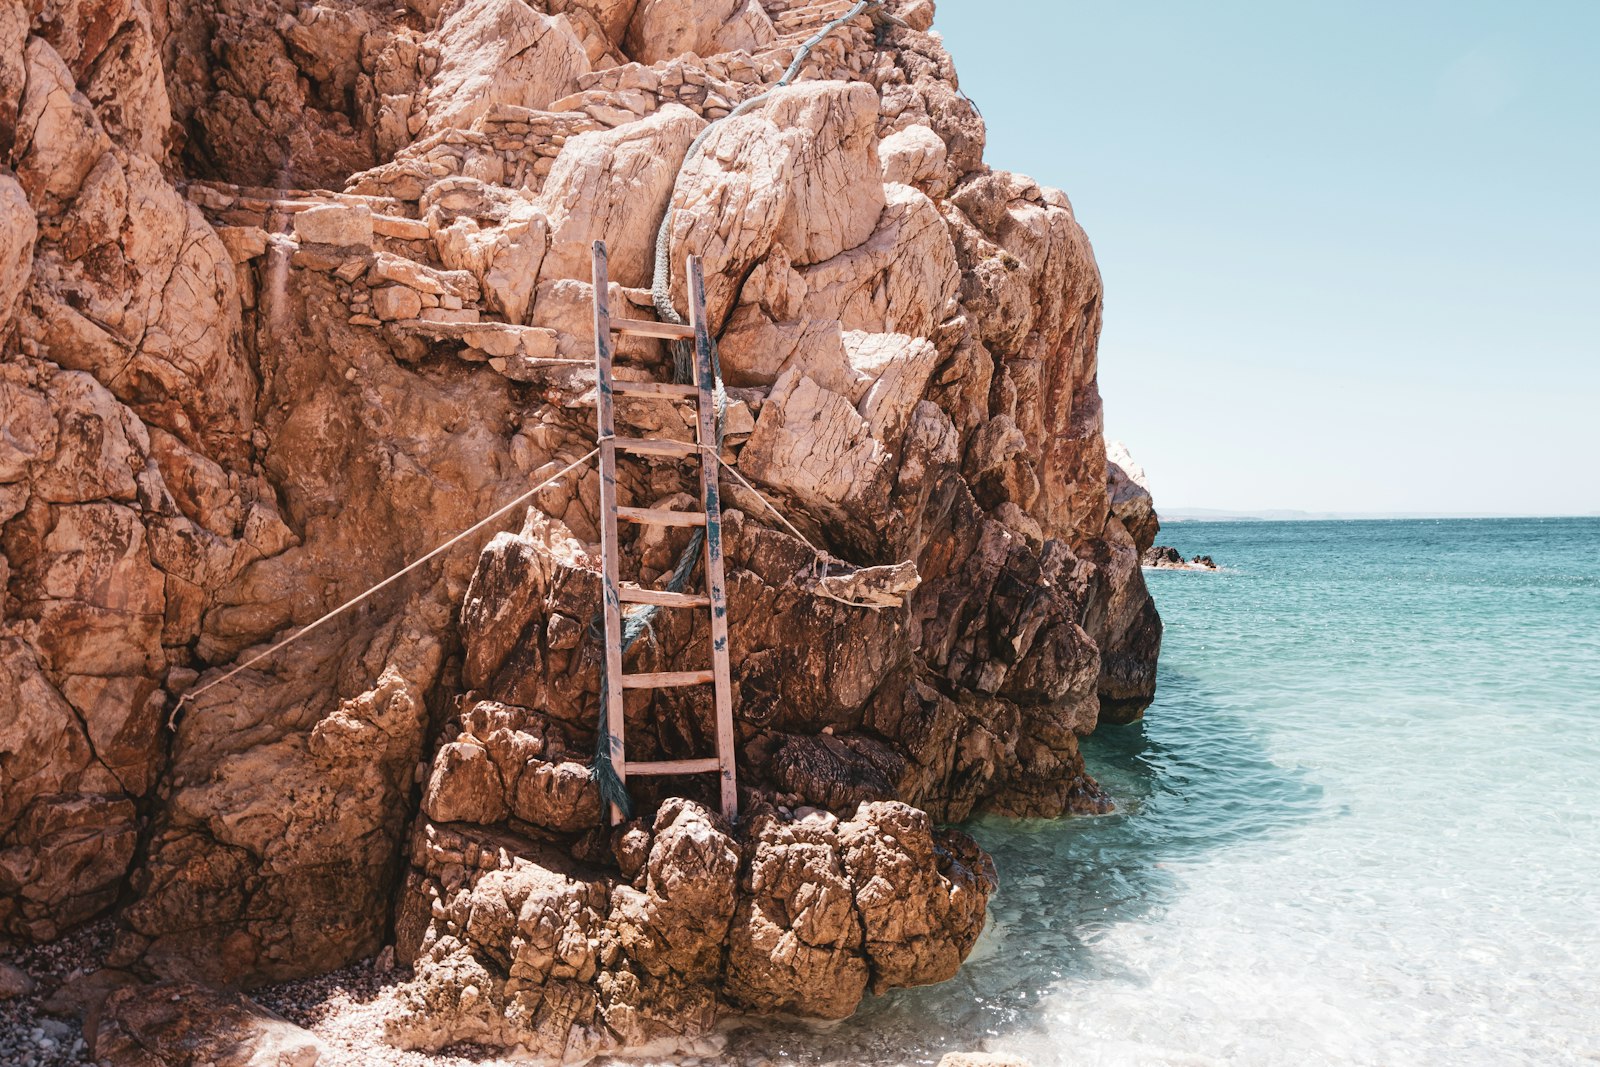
618 506 706 527
614 436 700 458
624 757 720 776
619 586 711 608
621 669 714 689
612 320 695 340
610 380 700 399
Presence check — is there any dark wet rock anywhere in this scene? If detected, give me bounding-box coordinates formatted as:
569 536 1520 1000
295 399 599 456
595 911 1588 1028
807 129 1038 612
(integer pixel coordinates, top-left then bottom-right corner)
1142 545 1184 567
1140 544 1219 573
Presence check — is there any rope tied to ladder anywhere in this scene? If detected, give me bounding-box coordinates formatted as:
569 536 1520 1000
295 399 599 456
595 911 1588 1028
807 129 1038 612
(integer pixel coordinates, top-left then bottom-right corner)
590 0 905 817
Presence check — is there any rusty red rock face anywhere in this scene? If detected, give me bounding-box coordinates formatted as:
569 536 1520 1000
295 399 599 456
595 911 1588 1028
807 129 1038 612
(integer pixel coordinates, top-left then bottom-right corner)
0 0 1159 1053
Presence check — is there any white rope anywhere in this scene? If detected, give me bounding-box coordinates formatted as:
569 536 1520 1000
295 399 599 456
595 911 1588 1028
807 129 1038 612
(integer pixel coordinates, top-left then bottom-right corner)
167 447 600 727
716 454 901 611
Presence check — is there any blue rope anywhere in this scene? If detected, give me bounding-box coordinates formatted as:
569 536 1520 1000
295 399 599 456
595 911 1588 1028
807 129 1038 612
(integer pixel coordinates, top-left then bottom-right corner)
588 512 704 819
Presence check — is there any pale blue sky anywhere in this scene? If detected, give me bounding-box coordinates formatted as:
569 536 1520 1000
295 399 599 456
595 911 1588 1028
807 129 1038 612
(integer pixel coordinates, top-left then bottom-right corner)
937 1 1599 516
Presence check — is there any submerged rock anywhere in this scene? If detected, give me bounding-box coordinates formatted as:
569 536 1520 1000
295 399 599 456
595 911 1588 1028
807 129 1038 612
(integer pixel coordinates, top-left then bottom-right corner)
0 0 1162 1055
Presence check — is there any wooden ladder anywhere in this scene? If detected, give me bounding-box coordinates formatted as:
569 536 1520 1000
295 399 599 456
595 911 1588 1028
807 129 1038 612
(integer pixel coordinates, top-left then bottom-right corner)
591 240 737 825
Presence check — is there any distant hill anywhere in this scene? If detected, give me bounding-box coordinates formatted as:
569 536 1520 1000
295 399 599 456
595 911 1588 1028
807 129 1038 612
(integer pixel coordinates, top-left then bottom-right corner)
1158 508 1588 522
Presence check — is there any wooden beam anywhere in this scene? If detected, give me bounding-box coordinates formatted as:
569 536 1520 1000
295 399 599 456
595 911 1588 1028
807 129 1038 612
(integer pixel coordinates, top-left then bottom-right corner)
624 757 721 776
617 506 707 527
620 669 714 689
618 586 711 608
612 319 695 340
689 254 740 823
592 241 627 827
611 380 700 398
614 436 699 458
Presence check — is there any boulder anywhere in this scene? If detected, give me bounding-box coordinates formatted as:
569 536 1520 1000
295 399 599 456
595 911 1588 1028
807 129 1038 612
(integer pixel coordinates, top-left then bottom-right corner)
1140 545 1218 572
537 104 706 285
422 0 590 135
119 622 444 986
1143 545 1184 567
1107 439 1160 554
292 203 373 247
768 81 887 266
624 0 775 66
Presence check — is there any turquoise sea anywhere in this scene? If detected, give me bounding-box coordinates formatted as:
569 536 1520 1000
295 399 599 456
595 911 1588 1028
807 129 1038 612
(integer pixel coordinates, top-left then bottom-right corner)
722 518 1600 1066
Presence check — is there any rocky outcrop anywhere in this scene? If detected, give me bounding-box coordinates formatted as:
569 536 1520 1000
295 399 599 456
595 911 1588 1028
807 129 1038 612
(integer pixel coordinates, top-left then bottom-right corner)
1 0 1161 1055
385 798 992 1060
1094 440 1162 724
118 616 444 986
1107 439 1158 553
1142 545 1219 571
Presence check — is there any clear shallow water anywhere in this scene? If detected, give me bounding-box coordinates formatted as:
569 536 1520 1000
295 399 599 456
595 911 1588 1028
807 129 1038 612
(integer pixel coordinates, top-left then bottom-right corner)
720 518 1600 1066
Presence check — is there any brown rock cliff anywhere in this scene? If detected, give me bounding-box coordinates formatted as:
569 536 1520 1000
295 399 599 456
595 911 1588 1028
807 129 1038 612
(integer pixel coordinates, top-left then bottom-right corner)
0 0 1161 1055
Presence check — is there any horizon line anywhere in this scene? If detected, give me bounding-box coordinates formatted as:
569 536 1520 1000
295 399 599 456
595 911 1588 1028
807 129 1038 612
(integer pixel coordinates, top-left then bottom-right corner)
1161 508 1600 522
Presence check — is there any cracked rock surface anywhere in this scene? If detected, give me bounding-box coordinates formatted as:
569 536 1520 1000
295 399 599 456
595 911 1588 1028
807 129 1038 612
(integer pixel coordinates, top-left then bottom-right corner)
1 0 1162 1056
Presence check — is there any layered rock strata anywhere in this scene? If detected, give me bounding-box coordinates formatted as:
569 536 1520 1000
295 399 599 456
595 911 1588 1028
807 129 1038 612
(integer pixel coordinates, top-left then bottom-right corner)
0 0 1161 1054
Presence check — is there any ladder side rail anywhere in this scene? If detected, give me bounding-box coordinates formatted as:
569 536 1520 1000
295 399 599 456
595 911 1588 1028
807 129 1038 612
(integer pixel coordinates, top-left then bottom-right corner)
688 254 739 822
592 241 628 825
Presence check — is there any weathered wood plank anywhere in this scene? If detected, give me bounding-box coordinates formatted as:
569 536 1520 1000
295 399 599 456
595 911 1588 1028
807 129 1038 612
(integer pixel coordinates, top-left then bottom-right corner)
617 506 707 527
618 586 712 608
620 669 715 689
624 757 721 776
614 436 699 458
610 380 700 398
611 319 695 340
592 241 627 827
690 254 740 823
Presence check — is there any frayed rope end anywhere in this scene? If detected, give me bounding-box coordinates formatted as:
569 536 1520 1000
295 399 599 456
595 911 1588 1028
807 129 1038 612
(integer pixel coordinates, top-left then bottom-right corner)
590 741 633 822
